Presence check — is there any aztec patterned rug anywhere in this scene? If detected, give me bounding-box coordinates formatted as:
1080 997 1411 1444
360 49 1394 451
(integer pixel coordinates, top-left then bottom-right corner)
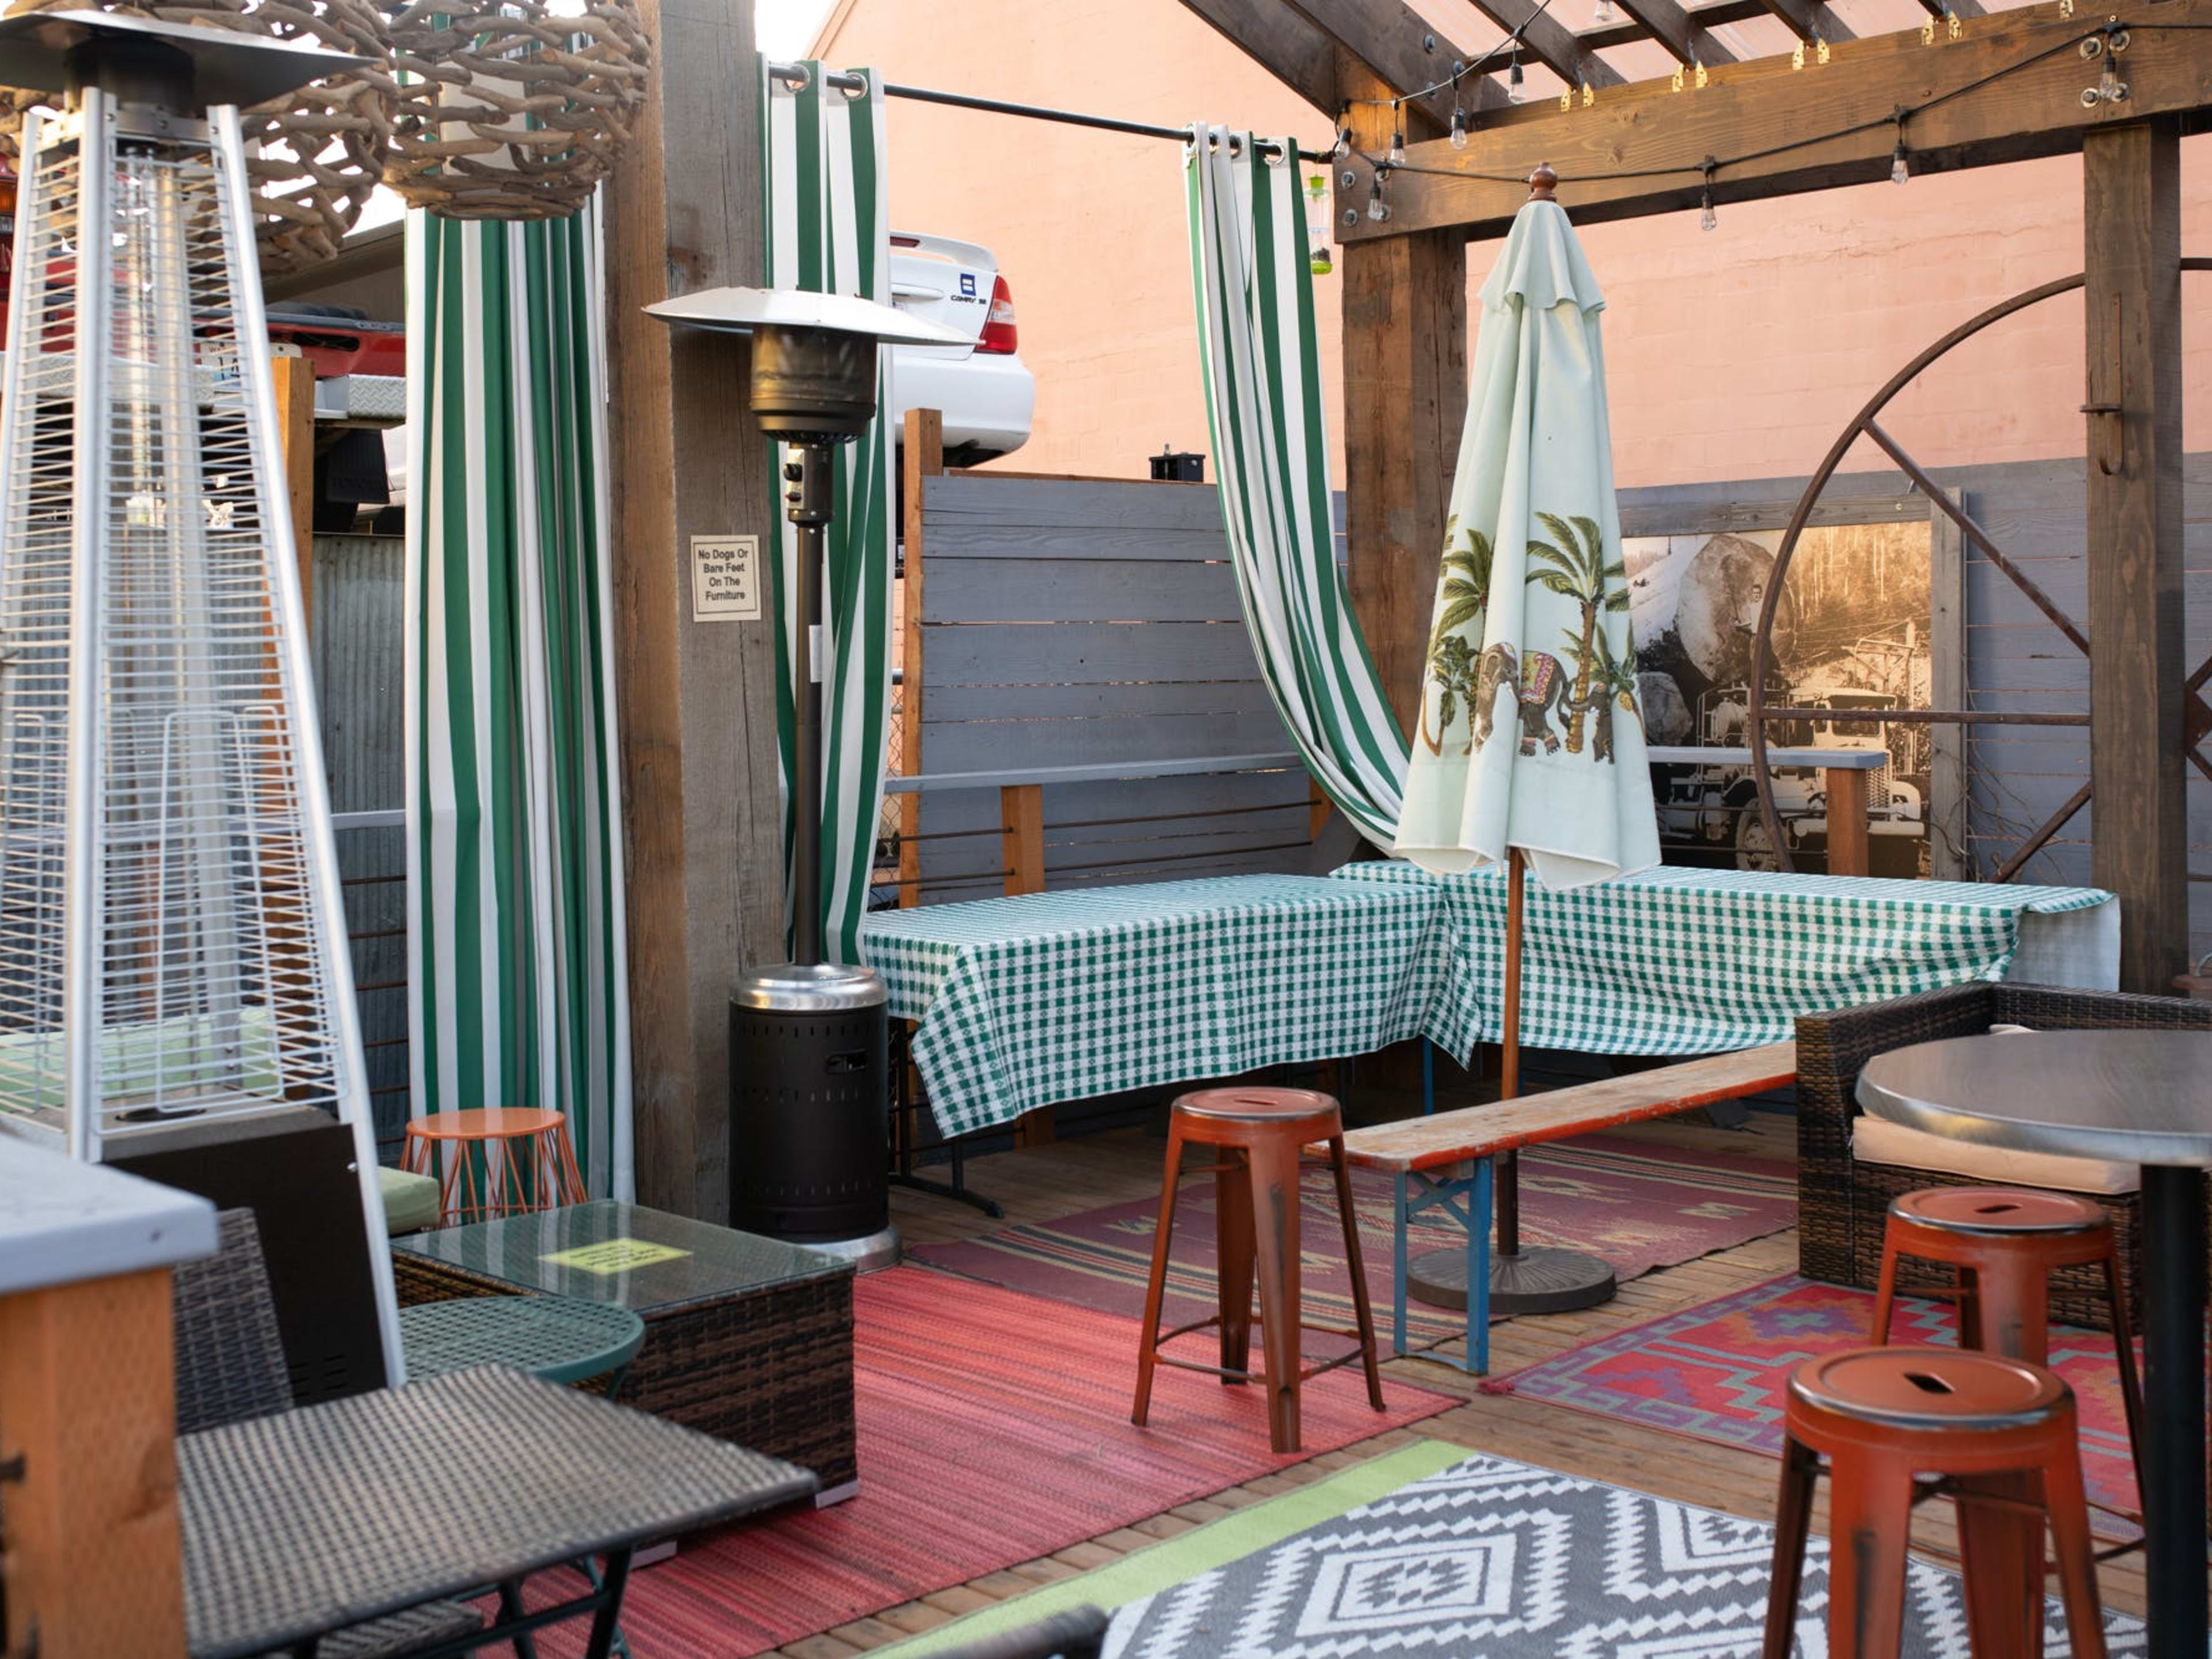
911 1132 1796 1346
1100 1452 2146 1657
1494 1274 2143 1520
533 1270 1453 1657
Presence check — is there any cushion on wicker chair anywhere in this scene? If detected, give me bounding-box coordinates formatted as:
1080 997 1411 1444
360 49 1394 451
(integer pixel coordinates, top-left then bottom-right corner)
1850 1115 2139 1195
378 1165 442 1236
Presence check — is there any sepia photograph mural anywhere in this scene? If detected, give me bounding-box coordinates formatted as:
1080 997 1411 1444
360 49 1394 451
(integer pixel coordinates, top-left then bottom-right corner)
1623 520 1934 877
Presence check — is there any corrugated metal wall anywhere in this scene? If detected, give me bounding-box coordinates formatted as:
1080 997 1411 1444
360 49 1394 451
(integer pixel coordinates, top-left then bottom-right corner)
311 533 411 1155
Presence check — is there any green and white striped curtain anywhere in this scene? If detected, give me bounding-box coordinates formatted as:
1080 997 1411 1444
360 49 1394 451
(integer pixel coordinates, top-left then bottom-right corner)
762 59 896 963
404 202 634 1200
1186 128 1408 846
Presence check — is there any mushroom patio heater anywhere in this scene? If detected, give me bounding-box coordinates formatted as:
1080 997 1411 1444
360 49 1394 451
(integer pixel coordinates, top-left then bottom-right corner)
647 288 963 1267
0 12 403 1386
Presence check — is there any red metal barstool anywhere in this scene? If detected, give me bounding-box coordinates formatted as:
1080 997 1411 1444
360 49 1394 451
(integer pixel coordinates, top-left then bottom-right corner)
1763 1347 2107 1659
1872 1185 2145 1508
1130 1086 1385 1453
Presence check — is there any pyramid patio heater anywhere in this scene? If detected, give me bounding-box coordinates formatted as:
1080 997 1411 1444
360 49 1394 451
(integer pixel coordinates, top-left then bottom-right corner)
0 11 403 1388
647 288 963 1270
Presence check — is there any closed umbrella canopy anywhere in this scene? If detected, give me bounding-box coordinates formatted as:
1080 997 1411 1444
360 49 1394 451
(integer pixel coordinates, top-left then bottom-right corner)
1392 180 1658 891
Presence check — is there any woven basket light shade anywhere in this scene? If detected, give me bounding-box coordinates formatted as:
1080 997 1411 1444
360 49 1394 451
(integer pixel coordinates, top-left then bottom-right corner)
382 0 647 219
0 0 398 274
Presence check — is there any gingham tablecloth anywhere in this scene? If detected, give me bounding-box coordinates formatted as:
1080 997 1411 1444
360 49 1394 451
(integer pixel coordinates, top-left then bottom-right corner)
1331 861 2115 1060
857 874 1448 1139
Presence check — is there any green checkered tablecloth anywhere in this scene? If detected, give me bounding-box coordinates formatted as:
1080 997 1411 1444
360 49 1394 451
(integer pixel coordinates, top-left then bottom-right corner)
1331 861 2115 1060
857 875 1448 1139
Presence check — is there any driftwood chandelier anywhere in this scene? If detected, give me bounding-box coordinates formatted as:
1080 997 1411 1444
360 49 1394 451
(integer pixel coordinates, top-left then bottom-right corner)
0 0 397 272
381 0 648 219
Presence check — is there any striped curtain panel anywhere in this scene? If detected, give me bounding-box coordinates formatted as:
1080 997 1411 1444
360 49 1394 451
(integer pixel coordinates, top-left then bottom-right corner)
1186 128 1408 846
403 202 635 1200
762 59 896 963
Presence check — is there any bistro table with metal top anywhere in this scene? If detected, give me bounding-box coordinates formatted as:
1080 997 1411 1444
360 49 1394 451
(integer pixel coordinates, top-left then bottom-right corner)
1857 1029 2212 1659
399 1293 646 1388
180 1364 814 1659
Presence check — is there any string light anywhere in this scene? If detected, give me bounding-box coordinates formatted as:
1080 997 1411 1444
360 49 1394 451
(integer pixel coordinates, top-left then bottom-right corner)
1508 47 1526 103
1387 100 1407 165
1449 70 1470 148
1368 167 1391 221
1891 112 1910 183
1331 126 1351 161
1699 160 1717 231
1593 0 1616 21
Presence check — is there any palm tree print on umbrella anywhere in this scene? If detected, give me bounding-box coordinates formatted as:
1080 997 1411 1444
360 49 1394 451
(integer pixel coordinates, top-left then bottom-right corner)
1420 516 1494 755
1527 511 1627 755
1574 627 1643 763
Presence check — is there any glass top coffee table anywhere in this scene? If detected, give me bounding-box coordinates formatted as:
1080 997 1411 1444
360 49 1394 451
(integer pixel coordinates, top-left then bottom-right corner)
393 1202 861 1502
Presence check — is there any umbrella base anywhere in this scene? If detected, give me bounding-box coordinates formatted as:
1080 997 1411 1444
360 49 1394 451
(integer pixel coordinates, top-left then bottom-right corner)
1405 1245 1618 1315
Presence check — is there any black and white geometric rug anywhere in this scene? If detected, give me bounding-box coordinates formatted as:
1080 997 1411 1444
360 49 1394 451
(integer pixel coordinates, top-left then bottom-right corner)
1100 1453 2146 1657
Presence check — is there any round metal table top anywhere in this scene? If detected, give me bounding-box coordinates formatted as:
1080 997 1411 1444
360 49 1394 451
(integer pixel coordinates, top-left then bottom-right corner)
399 1294 646 1386
1855 1030 2212 1169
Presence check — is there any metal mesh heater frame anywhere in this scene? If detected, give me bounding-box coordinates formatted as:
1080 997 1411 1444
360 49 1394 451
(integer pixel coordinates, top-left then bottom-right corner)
0 20 400 1372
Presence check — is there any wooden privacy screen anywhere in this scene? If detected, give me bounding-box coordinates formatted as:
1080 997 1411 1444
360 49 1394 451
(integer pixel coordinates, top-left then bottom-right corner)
900 448 1317 905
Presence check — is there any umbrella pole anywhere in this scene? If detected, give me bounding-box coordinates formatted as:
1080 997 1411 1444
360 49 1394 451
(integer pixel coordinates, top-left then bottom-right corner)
1406 845 1619 1319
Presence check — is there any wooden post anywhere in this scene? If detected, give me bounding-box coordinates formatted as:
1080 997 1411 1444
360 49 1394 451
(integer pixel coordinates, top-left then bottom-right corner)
2084 120 2188 993
1001 783 1044 897
1308 777 1331 841
603 0 781 1218
900 410 941 909
0 1271 187 1658
1927 490 1969 880
1339 63 1466 736
1823 766 1871 877
271 351 316 622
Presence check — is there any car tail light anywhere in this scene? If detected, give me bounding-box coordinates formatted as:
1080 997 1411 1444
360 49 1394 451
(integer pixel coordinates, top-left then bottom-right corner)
978 274 1018 354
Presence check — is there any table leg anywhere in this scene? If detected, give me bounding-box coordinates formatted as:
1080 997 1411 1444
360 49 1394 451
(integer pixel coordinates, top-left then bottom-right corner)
1422 1041 1434 1116
497 1580 542 1659
2138 1164 2207 1659
582 1547 635 1659
1392 1173 1409 1358
1468 1157 1493 1376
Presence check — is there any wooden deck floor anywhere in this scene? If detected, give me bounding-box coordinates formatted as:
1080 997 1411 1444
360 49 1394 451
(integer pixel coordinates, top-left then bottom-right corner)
770 1112 2151 1657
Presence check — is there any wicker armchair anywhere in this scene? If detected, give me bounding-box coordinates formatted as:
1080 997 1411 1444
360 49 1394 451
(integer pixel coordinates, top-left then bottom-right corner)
1795 981 2212 1330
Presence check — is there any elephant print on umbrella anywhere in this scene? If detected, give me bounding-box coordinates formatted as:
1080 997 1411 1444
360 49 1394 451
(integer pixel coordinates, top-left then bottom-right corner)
1472 642 1571 755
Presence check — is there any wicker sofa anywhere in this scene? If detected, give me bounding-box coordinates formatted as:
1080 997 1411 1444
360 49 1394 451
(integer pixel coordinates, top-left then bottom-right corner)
1795 980 2212 1330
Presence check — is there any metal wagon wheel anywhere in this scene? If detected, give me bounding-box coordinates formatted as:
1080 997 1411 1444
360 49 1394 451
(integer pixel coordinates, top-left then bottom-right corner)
1747 260 2212 880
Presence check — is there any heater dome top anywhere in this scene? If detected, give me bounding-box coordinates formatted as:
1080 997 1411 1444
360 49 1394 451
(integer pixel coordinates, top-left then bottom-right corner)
645 285 968 349
0 7 369 107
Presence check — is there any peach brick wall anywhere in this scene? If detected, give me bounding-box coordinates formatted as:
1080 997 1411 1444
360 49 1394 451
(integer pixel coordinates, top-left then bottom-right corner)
818 0 2210 490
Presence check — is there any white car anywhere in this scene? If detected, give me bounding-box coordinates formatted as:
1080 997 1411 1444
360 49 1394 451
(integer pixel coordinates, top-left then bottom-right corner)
384 231 1032 509
885 232 1034 466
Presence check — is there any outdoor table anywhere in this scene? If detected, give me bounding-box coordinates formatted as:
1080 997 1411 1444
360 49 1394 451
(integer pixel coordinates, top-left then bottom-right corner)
856 873 1448 1138
1856 1030 2212 1659
393 1201 859 1501
401 1105 589 1224
179 1364 813 1659
398 1293 646 1387
1332 862 2116 1061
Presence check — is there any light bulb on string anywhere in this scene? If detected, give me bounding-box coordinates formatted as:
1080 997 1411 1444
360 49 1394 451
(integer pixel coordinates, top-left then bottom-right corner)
1508 48 1525 103
1699 173 1717 232
1594 0 1616 22
1449 104 1469 149
2098 54 2126 103
1368 169 1390 222
1387 101 1406 166
1331 127 1351 161
1891 136 1910 184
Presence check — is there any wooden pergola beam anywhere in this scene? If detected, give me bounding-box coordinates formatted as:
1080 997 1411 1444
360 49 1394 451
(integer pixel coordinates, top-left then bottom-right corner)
1918 0 1987 18
1338 0 2212 243
1613 0 1739 66
1285 0 1512 120
1581 0 1768 50
1464 0 1627 90
1181 0 1343 115
1755 0 1855 46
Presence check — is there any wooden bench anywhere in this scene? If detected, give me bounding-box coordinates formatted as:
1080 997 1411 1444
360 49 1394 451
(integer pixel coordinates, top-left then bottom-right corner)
1330 1041 1799 1374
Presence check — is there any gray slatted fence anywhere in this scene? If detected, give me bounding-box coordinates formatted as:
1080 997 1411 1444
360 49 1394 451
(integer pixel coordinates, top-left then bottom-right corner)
906 473 1316 904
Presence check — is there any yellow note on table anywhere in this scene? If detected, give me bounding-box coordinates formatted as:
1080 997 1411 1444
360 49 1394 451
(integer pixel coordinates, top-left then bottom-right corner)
540 1237 691 1274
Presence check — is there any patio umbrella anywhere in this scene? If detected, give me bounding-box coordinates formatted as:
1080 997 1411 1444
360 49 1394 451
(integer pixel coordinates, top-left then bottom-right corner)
1392 164 1660 1313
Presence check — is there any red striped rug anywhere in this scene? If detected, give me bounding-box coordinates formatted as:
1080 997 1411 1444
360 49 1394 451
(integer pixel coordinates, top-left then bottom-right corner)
556 1267 1453 1657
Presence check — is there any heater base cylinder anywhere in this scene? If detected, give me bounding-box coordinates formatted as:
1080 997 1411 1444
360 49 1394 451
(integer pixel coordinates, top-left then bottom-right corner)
729 964 890 1243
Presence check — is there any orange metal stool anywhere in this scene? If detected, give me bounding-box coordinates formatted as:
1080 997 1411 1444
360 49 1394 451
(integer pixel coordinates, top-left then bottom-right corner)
1131 1086 1385 1454
1763 1347 2108 1659
402 1108 588 1226
1872 1186 2145 1506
